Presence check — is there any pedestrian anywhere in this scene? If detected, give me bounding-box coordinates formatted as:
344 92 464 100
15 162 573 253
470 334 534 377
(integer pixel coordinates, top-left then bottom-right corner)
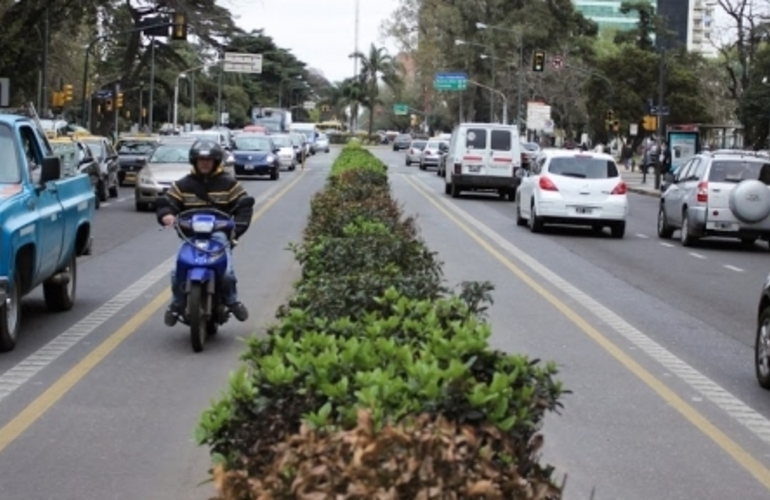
620 140 632 170
659 140 672 180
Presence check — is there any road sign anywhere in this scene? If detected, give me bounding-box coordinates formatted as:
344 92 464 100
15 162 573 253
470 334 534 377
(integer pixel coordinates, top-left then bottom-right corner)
629 123 638 136
220 112 229 125
303 101 315 110
0 78 9 107
433 72 468 91
551 56 564 69
223 52 263 74
393 103 408 115
649 105 670 116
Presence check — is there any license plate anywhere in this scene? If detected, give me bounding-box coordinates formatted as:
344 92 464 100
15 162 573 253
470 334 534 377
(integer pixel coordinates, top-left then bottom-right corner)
715 222 738 231
245 165 254 170
468 165 482 172
575 207 593 214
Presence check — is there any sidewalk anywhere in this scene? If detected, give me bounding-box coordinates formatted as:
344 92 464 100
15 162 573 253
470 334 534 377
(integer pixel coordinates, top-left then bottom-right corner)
622 170 660 197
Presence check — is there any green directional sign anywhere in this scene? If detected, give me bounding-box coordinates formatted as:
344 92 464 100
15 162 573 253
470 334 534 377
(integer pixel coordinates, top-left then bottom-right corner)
393 103 408 115
433 72 468 91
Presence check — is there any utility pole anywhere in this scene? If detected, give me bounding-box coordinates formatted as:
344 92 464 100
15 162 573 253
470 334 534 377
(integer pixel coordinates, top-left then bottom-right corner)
352 0 360 132
655 49 666 190
148 37 157 131
216 56 223 127
41 7 49 116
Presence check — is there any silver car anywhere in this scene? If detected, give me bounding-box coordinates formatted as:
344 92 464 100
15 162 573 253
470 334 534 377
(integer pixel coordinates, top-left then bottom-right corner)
270 134 298 170
658 150 770 247
405 140 427 166
134 143 194 212
419 139 447 170
315 133 330 153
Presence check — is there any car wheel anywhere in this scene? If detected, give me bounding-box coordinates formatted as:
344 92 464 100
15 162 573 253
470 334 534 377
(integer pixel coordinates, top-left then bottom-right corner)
135 200 150 212
756 308 770 389
109 183 119 198
270 169 279 180
529 202 543 233
516 194 527 226
610 222 626 238
43 252 77 312
405 159 411 166
451 182 461 198
444 182 452 195
657 205 674 238
680 210 697 247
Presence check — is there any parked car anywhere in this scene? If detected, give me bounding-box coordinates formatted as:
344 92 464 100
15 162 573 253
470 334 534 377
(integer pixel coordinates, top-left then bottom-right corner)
0 114 95 351
442 122 523 200
393 133 412 151
405 140 427 166
756 276 770 389
657 150 770 247
516 149 628 237
74 134 120 202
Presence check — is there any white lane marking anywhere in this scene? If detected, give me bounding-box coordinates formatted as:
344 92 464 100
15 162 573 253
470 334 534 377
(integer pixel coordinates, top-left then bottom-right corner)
689 252 706 259
635 233 649 239
660 242 674 248
117 197 128 202
410 175 770 446
101 203 111 207
0 181 288 402
724 265 744 272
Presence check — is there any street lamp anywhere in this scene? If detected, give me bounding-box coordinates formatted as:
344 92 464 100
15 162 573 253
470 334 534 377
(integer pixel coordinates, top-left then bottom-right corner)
456 38 498 121
173 63 210 131
476 22 524 129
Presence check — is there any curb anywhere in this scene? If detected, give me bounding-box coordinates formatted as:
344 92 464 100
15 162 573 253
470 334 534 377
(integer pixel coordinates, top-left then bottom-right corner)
628 186 660 198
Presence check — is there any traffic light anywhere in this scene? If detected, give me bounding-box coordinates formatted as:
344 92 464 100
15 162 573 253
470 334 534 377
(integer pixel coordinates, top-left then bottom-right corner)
51 92 60 108
606 110 614 121
612 119 620 132
643 115 657 131
171 11 187 41
105 99 113 112
410 114 418 127
116 92 124 108
532 50 545 72
63 84 73 103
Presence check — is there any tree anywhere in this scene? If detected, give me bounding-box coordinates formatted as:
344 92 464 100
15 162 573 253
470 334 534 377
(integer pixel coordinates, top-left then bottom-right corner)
736 45 770 148
353 44 402 135
613 1 657 50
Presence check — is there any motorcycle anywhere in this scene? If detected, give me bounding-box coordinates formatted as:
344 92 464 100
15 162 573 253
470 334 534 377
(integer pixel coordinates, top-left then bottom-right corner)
169 198 254 352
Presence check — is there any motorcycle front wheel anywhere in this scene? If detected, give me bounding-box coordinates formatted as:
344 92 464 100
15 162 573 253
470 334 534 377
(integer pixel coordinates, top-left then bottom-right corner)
187 283 207 353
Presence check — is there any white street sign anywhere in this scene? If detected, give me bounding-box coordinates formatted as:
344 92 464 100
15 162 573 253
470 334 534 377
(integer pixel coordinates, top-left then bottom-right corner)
220 112 229 125
629 123 639 136
0 78 9 107
303 101 315 110
223 52 262 74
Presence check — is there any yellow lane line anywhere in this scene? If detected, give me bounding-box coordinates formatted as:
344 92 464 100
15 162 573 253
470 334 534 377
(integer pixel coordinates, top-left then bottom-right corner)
401 173 770 491
0 170 308 454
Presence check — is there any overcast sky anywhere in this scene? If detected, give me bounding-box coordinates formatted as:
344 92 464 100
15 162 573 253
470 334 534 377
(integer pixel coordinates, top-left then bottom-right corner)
225 0 400 84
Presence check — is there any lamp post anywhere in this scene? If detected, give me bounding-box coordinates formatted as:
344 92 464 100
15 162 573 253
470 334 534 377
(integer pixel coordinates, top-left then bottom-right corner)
173 63 210 131
455 39 497 122
476 22 523 129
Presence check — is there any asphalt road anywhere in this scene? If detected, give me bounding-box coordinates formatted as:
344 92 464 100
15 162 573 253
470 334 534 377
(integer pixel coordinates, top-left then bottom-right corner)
0 155 333 499
374 147 770 500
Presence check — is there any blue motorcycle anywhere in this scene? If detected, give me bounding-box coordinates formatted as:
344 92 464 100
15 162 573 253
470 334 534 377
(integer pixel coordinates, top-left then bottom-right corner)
172 205 247 352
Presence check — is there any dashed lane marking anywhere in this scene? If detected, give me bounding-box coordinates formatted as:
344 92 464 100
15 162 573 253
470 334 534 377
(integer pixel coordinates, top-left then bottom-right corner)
724 265 744 272
635 233 649 239
689 252 706 259
660 242 675 248
0 178 292 404
405 174 770 490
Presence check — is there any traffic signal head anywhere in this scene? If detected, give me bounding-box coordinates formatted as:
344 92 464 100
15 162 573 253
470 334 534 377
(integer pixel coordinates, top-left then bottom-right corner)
171 11 187 41
532 50 545 72
606 109 614 121
63 84 73 103
105 99 113 112
116 92 124 108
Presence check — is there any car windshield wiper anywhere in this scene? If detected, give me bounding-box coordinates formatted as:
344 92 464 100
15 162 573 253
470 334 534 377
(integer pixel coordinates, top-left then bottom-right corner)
558 172 586 178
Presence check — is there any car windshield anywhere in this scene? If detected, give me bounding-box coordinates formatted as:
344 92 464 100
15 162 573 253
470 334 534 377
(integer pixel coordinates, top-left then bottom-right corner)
149 145 189 163
318 134 328 140
234 137 272 151
426 142 440 150
118 141 156 155
548 156 619 179
398 135 411 141
411 141 427 150
291 134 304 144
271 136 291 147
81 140 104 158
708 160 770 183
0 125 21 183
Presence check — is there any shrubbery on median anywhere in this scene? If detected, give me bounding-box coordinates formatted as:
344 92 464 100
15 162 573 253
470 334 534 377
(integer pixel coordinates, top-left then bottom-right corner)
197 141 566 499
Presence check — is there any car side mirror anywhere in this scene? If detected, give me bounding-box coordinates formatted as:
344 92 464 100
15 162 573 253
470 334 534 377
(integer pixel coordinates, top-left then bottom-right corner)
273 147 280 154
79 156 94 166
40 156 61 184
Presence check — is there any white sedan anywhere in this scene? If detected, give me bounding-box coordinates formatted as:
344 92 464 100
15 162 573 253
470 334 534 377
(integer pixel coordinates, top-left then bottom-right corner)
515 150 629 238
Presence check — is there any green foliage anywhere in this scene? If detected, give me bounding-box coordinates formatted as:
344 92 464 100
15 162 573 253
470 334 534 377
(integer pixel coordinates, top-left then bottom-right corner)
737 46 770 149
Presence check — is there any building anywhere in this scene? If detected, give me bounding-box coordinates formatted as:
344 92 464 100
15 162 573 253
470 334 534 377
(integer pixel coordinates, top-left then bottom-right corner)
574 0 718 57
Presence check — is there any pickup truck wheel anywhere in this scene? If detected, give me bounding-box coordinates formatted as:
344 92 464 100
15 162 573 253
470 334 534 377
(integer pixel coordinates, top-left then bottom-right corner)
0 274 21 352
44 254 77 312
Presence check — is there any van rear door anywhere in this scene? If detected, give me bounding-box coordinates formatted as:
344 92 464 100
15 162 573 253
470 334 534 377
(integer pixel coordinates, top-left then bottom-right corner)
460 127 489 176
488 128 515 177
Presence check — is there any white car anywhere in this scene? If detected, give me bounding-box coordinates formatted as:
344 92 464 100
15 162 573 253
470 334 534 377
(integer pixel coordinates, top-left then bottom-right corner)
269 134 298 170
515 150 628 238
315 133 330 153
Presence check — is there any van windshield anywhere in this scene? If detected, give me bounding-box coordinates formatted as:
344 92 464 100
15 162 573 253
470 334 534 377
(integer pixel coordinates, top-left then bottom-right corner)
548 156 619 179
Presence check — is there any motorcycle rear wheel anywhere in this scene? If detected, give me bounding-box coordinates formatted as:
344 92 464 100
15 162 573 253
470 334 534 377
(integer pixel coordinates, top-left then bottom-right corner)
188 283 207 353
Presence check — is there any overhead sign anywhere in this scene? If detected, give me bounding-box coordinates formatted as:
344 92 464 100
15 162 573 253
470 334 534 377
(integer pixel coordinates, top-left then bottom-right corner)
303 101 315 110
223 52 263 74
433 72 468 91
0 78 9 107
393 103 408 115
649 105 670 116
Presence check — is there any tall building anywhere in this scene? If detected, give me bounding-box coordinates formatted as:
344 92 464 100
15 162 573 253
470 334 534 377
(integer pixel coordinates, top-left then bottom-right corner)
574 0 718 57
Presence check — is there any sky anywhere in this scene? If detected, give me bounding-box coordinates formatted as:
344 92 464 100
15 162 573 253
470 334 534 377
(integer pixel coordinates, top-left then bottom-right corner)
223 0 401 84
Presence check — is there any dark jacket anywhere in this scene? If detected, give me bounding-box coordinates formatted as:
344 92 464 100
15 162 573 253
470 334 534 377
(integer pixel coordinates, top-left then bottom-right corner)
156 165 252 238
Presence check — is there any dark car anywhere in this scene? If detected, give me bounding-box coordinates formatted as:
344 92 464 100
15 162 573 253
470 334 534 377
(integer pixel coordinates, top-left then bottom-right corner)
231 135 280 180
393 133 412 151
116 135 160 186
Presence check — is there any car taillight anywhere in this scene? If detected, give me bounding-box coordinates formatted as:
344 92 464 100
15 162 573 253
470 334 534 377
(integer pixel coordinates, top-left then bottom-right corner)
539 176 558 191
611 181 627 195
454 162 461 175
521 152 527 164
697 181 708 203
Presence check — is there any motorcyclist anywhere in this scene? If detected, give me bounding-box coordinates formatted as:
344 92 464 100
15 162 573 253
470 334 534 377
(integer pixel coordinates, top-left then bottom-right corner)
156 139 253 326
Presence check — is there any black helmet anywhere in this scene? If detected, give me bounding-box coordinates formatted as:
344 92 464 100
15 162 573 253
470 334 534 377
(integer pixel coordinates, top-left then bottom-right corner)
189 139 224 170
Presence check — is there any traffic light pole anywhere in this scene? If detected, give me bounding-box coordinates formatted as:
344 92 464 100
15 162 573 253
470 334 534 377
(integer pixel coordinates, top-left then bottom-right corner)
655 49 667 190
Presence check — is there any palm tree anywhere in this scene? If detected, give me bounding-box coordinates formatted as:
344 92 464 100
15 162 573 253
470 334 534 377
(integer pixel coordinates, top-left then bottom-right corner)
352 43 402 135
321 77 366 131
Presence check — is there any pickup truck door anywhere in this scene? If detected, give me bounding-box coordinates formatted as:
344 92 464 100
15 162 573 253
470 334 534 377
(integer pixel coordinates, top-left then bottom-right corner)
19 125 64 283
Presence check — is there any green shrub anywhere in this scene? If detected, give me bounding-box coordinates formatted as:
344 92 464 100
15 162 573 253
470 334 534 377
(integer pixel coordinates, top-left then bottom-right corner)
328 141 387 180
197 289 564 480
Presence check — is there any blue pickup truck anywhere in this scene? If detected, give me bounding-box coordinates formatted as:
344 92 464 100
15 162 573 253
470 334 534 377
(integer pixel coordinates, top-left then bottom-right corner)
0 114 95 351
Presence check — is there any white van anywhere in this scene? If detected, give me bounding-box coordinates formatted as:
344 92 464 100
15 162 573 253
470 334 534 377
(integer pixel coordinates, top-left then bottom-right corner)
443 123 523 200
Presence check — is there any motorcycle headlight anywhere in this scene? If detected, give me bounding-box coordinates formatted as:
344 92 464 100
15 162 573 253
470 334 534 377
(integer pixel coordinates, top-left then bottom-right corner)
192 220 215 234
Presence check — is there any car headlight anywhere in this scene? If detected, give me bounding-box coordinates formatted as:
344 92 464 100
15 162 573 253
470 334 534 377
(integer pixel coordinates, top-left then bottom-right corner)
266 155 275 163
139 175 155 185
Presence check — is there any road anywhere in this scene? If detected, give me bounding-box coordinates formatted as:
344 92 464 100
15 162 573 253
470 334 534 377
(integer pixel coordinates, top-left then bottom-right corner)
3 145 770 499
0 156 332 500
373 147 770 499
